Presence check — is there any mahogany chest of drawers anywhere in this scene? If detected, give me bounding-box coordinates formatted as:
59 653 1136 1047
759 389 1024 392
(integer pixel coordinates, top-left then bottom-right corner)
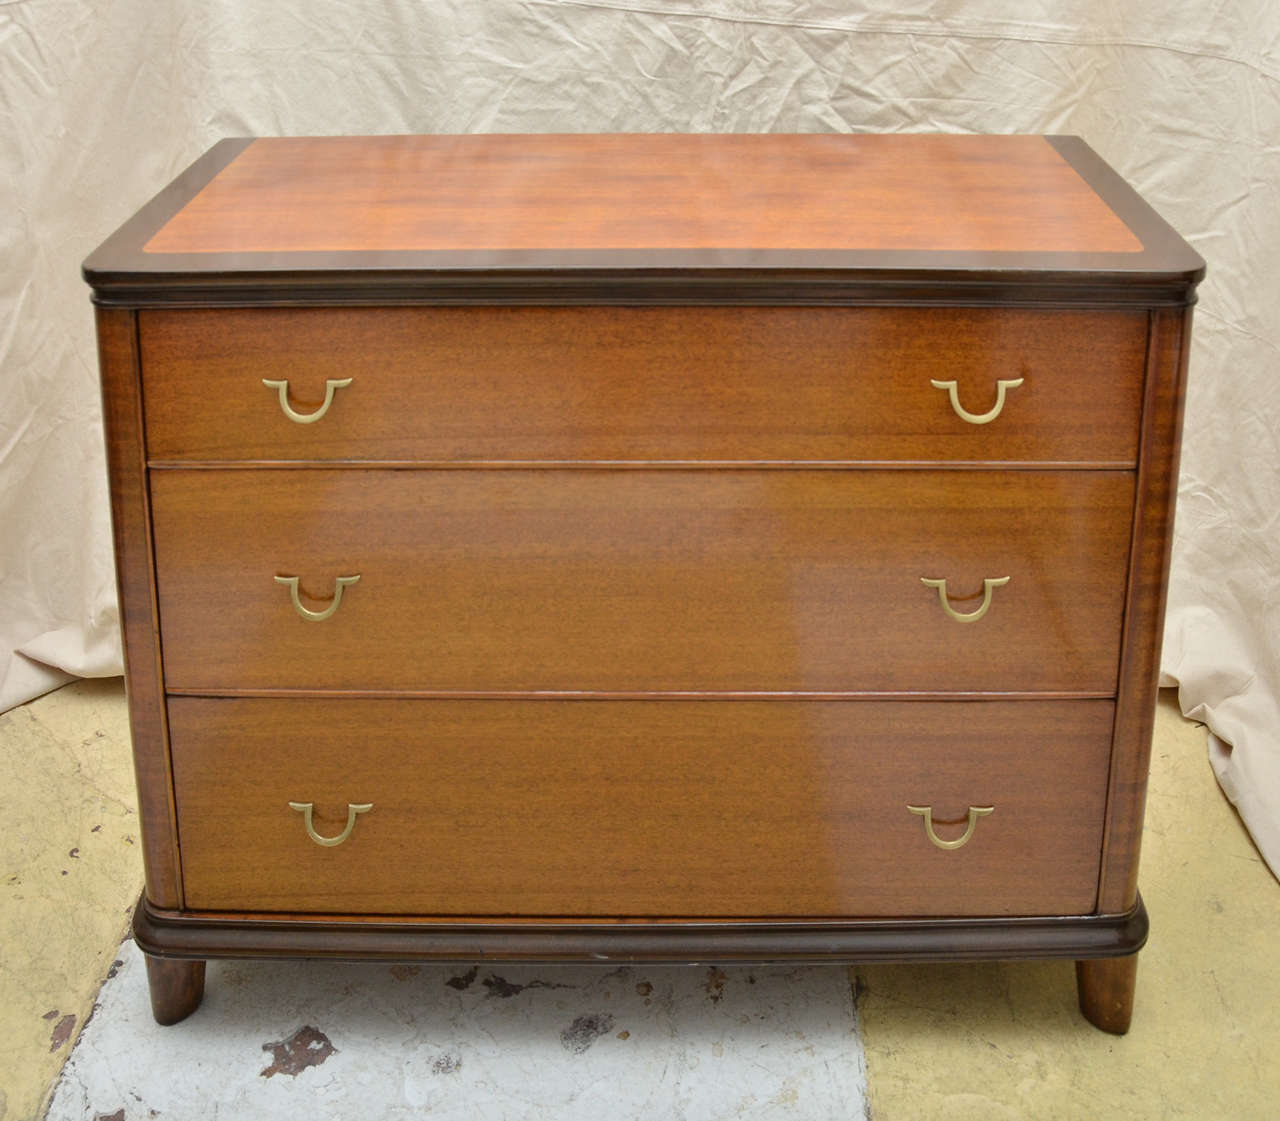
84 134 1202 1033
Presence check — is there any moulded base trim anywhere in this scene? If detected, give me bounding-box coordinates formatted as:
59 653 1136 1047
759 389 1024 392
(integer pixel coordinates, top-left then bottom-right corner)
132 893 1148 965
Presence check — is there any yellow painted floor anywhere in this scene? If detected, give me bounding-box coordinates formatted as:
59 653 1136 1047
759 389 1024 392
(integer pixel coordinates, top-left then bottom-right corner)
1 681 1277 1119
1 679 141 1121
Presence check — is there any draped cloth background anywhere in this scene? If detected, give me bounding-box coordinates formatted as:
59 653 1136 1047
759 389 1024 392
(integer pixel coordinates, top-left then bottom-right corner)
3 1 1278 876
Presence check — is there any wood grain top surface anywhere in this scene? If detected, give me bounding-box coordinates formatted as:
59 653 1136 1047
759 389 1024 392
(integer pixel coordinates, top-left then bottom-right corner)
145 133 1141 256
83 133 1205 305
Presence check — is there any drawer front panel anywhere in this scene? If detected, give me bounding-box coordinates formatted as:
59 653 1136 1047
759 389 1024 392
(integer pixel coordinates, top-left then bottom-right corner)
139 307 1145 464
169 697 1113 917
151 469 1133 694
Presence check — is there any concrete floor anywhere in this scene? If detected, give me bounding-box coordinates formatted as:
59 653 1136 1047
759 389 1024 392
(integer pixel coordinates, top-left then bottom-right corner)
45 953 866 1120
1 680 1277 1119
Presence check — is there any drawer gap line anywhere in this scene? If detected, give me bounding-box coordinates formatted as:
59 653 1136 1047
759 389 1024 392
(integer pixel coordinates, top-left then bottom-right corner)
162 687 1117 702
145 458 1138 473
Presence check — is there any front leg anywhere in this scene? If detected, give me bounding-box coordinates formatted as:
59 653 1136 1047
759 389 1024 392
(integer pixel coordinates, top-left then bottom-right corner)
144 955 207 1025
1075 955 1138 1034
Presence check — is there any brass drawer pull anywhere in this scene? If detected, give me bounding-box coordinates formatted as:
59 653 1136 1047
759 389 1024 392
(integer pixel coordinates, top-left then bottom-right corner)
262 377 352 424
274 574 361 621
907 805 994 850
921 575 1009 623
930 377 1023 425
288 801 372 847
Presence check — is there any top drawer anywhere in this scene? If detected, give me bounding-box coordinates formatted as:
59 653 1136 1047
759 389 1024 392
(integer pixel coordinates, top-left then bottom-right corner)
138 307 1145 464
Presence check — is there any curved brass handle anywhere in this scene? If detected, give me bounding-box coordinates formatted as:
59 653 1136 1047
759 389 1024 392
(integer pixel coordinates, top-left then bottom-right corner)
921 576 1009 623
262 377 352 424
274 574 361 622
907 805 994 850
288 801 372 847
930 377 1023 425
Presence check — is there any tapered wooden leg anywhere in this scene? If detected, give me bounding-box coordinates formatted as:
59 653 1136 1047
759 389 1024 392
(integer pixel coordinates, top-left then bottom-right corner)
145 955 207 1025
1076 955 1138 1034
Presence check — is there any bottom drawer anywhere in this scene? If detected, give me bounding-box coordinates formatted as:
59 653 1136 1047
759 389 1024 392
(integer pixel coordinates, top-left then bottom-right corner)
167 698 1113 918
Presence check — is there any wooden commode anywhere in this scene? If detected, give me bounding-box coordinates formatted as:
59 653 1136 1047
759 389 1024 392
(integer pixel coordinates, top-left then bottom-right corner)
84 134 1202 1033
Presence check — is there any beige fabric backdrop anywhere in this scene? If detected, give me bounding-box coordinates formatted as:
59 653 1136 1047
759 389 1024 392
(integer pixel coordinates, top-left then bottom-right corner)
3 1 1278 876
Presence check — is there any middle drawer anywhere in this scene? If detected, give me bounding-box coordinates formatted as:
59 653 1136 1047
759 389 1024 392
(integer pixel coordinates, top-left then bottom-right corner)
151 468 1133 694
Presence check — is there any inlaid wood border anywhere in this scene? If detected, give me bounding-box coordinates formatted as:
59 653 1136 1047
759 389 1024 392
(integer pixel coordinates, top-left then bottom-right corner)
84 136 1203 309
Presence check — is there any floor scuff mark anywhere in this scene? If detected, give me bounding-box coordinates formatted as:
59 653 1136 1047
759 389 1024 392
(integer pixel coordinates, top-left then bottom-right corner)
703 967 729 1003
48 1013 76 1052
444 965 479 991
389 964 420 981
260 1025 336 1078
482 973 575 999
560 1012 615 1054
482 973 528 998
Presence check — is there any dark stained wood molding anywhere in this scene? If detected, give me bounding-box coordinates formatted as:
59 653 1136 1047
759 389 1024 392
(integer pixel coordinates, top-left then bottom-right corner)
133 893 1148 964
1043 137 1204 285
86 270 1201 311
83 138 255 286
95 308 183 909
1097 307 1193 913
83 135 1204 309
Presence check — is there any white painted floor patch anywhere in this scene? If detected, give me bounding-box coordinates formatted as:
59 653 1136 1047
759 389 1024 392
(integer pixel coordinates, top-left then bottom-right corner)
48 940 868 1120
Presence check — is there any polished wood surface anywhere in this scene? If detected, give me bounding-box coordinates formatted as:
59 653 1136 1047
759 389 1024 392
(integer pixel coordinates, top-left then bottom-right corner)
87 132 1201 1031
143 134 1142 256
167 698 1114 917
138 306 1146 465
95 308 182 910
149 468 1133 694
1098 306 1193 913
143 956 205 1025
83 137 1204 311
1076 955 1139 1034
